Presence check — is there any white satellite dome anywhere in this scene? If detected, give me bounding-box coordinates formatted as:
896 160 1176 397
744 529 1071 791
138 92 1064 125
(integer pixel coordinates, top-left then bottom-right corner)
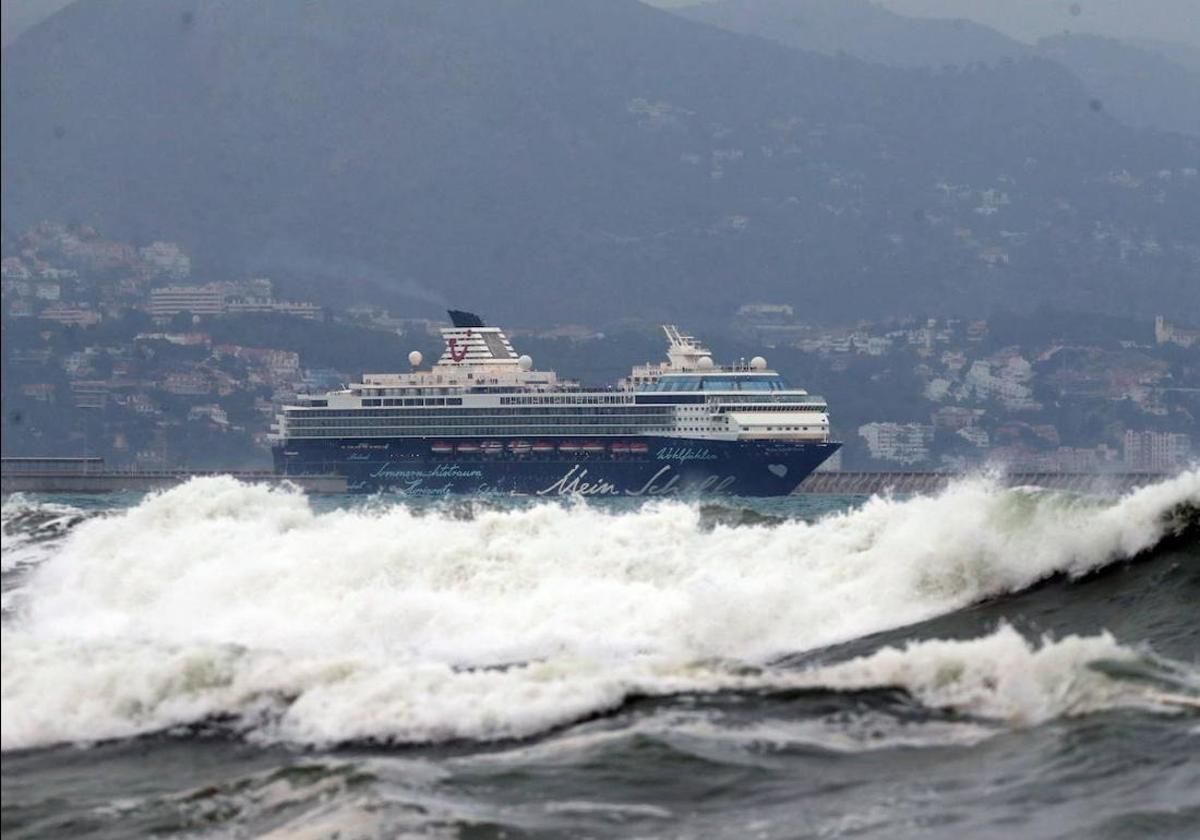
696 355 715 370
750 355 767 370
518 354 533 371
408 350 423 367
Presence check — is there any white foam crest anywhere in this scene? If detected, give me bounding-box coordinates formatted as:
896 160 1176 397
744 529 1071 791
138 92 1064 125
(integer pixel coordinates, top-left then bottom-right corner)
1 539 56 577
788 625 1158 724
1 471 1196 749
3 625 1179 751
0 493 84 528
1 494 87 574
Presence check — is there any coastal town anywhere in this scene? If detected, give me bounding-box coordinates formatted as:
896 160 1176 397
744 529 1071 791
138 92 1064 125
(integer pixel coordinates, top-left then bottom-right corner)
2 222 1196 473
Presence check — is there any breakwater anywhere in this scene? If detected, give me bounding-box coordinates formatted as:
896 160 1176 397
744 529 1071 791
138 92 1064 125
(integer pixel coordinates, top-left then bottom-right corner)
0 467 346 494
793 471 1166 496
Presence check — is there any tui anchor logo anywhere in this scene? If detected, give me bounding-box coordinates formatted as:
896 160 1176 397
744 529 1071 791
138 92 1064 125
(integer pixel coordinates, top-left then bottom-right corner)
446 330 471 362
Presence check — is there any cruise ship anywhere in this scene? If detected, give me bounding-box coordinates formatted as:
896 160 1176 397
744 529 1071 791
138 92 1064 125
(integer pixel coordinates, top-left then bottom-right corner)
271 311 840 496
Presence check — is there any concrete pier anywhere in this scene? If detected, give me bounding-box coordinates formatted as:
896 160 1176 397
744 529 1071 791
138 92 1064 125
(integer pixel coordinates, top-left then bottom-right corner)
1 467 347 494
793 471 1167 496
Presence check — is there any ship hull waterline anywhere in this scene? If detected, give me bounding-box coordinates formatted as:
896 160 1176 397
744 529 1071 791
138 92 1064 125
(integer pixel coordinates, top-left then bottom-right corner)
273 437 841 497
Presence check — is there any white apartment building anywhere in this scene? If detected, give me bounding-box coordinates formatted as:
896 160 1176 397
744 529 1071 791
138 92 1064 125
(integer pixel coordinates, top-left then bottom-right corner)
859 422 935 465
149 285 227 318
1123 430 1193 472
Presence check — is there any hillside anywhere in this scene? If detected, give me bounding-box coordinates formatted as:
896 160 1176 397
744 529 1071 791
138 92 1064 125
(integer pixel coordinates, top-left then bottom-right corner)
3 0 1199 326
680 0 1030 67
875 0 1200 49
1038 32 1200 136
681 0 1200 137
0 0 71 46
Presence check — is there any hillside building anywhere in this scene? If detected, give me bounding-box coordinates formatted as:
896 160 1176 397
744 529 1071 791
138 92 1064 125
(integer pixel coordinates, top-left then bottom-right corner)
1123 430 1192 472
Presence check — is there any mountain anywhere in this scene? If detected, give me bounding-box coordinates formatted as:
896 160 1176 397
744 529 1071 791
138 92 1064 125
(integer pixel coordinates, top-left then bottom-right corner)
1131 38 1200 74
1038 32 1200 136
3 0 1199 326
680 0 1030 67
874 0 1200 50
680 0 1199 137
1 0 71 47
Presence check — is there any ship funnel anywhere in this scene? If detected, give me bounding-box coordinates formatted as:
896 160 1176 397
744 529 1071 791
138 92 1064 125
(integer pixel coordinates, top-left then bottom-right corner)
448 310 486 328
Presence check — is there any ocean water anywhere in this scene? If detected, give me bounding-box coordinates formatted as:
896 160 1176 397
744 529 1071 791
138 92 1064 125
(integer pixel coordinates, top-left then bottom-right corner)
1 473 1197 839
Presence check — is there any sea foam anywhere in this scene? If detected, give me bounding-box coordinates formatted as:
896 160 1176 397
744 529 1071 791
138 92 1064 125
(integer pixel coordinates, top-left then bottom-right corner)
2 470 1196 750
1 494 87 574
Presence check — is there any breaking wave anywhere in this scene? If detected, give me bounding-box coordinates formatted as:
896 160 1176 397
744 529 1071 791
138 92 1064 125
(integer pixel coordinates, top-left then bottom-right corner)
1 470 1197 750
1 494 89 574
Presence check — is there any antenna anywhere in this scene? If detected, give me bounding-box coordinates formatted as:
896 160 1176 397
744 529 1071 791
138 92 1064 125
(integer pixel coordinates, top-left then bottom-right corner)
662 324 714 370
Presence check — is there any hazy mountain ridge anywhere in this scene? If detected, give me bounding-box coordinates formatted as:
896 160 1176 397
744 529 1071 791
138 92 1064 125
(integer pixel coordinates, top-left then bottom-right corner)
1038 31 1200 136
1130 38 1200 74
0 0 71 47
680 0 1032 67
682 0 1200 137
874 0 1200 49
3 0 1199 326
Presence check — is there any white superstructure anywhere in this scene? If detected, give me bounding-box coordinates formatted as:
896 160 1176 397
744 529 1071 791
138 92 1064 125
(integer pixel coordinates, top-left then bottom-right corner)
274 315 830 444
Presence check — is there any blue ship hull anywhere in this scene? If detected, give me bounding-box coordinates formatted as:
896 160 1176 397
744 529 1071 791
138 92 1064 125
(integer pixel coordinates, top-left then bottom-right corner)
273 437 841 497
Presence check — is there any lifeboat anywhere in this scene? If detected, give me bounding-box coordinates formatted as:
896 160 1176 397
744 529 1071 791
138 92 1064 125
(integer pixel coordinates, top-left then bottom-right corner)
430 442 453 455
610 441 630 454
508 440 532 454
531 441 555 454
558 441 581 453
580 441 606 454
481 441 504 455
629 441 650 455
456 442 481 454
